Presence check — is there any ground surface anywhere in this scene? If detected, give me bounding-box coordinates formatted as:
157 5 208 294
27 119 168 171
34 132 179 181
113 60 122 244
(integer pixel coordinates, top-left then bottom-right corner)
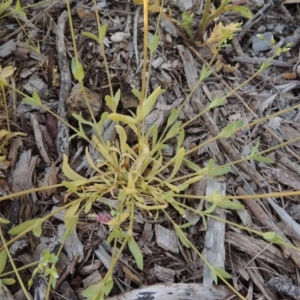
1 0 300 299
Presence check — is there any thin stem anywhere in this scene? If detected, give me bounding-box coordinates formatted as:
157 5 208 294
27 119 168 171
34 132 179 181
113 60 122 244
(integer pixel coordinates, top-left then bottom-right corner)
194 0 211 41
1 85 10 132
0 229 31 300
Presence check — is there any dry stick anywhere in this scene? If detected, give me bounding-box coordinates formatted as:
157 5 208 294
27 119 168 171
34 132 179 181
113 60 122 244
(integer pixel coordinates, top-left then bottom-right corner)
237 187 300 269
268 276 300 300
188 42 300 162
277 151 300 177
55 11 71 158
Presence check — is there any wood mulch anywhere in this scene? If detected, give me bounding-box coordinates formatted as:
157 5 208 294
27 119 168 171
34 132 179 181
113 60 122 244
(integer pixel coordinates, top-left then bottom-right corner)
1 0 300 299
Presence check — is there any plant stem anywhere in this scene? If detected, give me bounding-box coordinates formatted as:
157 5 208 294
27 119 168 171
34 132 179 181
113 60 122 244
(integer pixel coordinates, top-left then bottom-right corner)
194 0 211 41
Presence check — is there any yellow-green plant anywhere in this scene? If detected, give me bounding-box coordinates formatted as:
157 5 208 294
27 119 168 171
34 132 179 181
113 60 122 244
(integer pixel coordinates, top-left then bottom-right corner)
194 0 253 41
0 0 300 300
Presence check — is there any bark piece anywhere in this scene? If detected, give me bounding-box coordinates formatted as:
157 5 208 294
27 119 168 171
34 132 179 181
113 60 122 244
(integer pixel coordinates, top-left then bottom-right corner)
226 231 294 272
55 11 71 158
106 283 233 300
82 271 102 289
268 276 300 300
57 224 84 263
66 83 102 118
203 177 226 288
153 265 175 282
155 224 179 254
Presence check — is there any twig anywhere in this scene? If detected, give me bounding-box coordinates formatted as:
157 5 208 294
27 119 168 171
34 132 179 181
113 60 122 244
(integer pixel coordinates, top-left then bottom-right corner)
55 11 71 158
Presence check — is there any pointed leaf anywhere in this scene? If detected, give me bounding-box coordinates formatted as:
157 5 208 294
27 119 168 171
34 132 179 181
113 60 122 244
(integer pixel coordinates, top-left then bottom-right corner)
82 31 99 43
72 113 94 127
128 236 143 270
175 227 190 248
169 147 185 179
148 34 160 53
141 87 165 119
71 57 85 82
0 251 7 274
108 113 137 125
99 23 108 44
208 166 231 176
211 266 232 284
252 155 274 164
65 202 80 225
2 278 16 285
32 218 43 237
62 154 86 181
262 232 285 244
131 88 141 100
177 129 185 150
82 282 103 299
250 140 260 157
166 108 180 129
209 96 226 109
0 0 13 15
219 120 244 138
200 65 213 81
215 199 244 210
0 217 9 224
8 219 37 235
184 159 202 172
165 121 182 140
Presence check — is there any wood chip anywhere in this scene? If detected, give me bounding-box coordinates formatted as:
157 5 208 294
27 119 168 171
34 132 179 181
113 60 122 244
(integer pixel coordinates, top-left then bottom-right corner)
155 224 179 254
57 224 84 263
203 177 226 288
82 271 102 289
153 265 175 282
226 231 294 272
106 283 233 300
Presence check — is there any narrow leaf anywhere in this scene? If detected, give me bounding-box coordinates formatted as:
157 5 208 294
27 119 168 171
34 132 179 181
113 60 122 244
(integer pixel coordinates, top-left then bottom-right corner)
262 232 285 244
219 120 244 138
32 91 42 106
209 96 226 109
2 278 16 285
0 251 7 274
72 113 94 127
148 34 160 53
62 154 86 181
128 236 143 270
108 113 137 125
131 88 141 100
208 166 231 176
8 219 37 235
0 217 9 224
175 227 190 248
211 266 232 284
169 147 185 179
166 108 180 128
82 31 99 43
32 218 43 237
252 155 274 164
141 87 165 119
99 23 108 44
104 277 114 296
250 140 260 156
0 0 13 15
